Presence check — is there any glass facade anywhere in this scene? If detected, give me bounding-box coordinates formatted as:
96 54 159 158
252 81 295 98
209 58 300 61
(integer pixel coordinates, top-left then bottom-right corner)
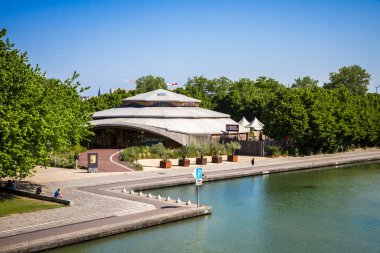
90 128 181 148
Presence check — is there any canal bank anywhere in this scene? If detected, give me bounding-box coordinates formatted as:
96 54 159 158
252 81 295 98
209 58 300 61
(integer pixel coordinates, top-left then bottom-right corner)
1 149 380 253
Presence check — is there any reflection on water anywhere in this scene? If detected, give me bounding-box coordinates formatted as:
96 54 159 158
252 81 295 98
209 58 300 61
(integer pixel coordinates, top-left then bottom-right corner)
49 162 380 253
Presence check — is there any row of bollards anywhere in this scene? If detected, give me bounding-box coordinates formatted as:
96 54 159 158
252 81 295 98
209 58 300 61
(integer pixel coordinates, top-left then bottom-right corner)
121 188 192 205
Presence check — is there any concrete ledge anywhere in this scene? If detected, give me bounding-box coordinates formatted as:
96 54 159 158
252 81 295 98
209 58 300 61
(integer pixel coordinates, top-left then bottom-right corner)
0 187 73 206
2 206 211 253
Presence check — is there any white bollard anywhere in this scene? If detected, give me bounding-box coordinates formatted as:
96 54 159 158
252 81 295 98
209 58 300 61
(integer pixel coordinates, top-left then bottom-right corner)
166 196 171 201
122 188 127 193
147 193 152 198
138 191 143 196
176 198 181 204
156 194 161 200
186 200 192 205
130 190 135 194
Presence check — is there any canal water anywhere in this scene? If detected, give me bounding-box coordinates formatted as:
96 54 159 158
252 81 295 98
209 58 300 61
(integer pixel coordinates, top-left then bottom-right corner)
49 162 380 253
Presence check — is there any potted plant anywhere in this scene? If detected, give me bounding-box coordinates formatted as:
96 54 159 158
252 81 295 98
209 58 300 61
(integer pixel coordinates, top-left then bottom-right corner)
176 145 193 167
195 143 209 165
226 141 241 162
210 142 223 163
152 143 172 168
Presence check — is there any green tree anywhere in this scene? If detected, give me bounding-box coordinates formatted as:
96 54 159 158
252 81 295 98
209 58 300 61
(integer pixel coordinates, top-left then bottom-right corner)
255 76 285 91
262 89 309 148
135 75 167 94
323 65 370 95
219 78 273 121
291 76 319 88
176 76 214 109
175 76 233 110
0 29 92 179
85 88 133 112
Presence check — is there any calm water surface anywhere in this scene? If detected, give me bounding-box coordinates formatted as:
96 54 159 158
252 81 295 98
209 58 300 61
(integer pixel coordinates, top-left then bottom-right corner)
50 162 380 253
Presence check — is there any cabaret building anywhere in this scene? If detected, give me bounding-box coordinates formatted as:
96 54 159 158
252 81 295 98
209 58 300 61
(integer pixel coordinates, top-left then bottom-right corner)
90 89 248 148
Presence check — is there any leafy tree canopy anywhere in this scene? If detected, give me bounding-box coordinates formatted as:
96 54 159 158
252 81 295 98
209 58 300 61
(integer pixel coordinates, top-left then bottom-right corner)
0 29 92 179
255 76 285 91
135 75 167 94
291 76 319 88
323 65 370 95
84 88 134 112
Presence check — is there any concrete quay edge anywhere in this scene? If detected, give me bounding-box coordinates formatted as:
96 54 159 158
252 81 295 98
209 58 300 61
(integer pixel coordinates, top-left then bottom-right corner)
1 206 211 253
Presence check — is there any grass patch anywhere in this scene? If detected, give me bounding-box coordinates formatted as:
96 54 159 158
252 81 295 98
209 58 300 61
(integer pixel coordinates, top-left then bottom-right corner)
0 193 63 217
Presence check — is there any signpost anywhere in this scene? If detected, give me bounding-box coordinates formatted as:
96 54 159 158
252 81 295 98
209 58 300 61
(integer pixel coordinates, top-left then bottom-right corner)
226 124 240 140
193 167 203 208
226 124 239 132
87 153 98 173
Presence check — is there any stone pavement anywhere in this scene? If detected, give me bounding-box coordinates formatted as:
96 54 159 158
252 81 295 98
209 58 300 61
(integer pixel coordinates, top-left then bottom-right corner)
1 149 379 252
78 149 133 172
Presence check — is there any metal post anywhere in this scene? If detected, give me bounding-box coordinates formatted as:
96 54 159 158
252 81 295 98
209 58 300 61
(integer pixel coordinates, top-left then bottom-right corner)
197 185 199 208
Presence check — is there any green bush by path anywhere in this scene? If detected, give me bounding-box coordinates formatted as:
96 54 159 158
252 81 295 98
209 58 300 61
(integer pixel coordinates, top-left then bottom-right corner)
266 146 282 157
0 193 63 217
49 144 87 169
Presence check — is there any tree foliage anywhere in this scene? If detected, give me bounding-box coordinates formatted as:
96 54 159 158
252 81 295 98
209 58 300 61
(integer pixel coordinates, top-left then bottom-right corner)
135 75 167 94
323 65 370 95
263 86 380 154
175 76 282 121
291 76 319 89
173 71 378 154
84 89 134 112
175 76 232 109
0 29 92 179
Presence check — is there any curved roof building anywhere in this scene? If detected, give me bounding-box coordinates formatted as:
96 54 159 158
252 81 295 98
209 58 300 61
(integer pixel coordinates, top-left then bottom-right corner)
91 89 248 148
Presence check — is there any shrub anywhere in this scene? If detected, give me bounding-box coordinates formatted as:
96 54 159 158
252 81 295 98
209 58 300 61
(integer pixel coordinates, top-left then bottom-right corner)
225 142 241 156
49 144 86 169
50 157 75 168
194 142 209 158
301 147 314 156
266 145 282 157
209 142 224 157
152 143 171 162
288 147 299 157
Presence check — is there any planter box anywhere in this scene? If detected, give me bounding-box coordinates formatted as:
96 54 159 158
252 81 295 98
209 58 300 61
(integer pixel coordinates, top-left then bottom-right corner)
160 161 172 169
212 156 222 163
227 155 238 162
178 159 190 167
196 157 207 165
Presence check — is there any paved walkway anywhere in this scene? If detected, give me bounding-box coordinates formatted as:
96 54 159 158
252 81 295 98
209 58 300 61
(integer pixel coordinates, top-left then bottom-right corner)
78 149 134 172
1 149 379 252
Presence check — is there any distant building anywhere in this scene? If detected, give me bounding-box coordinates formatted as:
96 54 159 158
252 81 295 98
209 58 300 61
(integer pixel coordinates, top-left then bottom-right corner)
90 89 248 148
81 95 92 101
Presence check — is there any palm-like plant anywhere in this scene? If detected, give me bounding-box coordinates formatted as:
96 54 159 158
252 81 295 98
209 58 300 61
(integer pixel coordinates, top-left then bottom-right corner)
225 142 241 156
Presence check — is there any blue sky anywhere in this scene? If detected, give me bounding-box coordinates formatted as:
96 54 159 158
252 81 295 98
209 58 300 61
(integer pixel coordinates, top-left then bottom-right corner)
1 0 379 95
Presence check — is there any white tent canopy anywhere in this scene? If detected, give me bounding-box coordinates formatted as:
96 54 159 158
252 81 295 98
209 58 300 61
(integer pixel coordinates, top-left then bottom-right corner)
248 117 265 131
238 117 250 127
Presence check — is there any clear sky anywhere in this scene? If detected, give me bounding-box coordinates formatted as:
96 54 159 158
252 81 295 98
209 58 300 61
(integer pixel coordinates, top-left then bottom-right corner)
1 0 379 95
